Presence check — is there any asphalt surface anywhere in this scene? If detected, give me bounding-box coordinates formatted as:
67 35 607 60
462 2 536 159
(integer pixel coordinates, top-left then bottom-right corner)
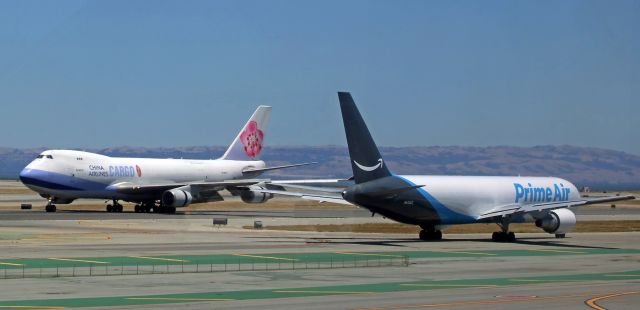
1 180 639 309
1 213 639 309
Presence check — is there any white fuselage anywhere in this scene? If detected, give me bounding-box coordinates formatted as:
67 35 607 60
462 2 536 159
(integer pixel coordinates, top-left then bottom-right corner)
20 150 266 202
365 175 581 224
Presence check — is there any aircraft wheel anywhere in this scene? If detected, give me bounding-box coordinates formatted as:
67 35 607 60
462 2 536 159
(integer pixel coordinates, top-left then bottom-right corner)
434 230 443 241
167 207 176 214
117 205 123 212
134 205 140 213
419 230 428 240
45 204 56 212
492 232 515 242
106 204 113 212
419 229 442 241
555 233 566 238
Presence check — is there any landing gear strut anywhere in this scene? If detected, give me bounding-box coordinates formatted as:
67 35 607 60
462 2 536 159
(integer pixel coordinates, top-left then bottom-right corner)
106 200 123 213
492 218 516 242
419 225 442 241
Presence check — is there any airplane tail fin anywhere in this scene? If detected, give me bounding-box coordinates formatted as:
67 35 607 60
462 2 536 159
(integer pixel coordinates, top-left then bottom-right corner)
221 105 271 161
338 92 392 184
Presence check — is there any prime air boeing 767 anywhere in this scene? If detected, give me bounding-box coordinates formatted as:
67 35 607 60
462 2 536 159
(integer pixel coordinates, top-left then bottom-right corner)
19 106 312 213
257 92 635 242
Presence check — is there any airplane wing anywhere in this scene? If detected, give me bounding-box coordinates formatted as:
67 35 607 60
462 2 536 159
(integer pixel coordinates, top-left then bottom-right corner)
106 179 271 195
251 188 353 205
477 195 636 220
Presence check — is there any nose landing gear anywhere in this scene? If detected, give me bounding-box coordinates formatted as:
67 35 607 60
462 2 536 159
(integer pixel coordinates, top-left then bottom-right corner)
45 203 56 212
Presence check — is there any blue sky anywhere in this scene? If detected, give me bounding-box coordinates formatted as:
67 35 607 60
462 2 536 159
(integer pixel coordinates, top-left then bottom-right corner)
1 0 638 154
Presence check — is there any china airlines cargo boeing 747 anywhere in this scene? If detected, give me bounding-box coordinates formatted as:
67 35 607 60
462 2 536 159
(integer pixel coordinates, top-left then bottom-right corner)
19 106 312 213
256 92 636 242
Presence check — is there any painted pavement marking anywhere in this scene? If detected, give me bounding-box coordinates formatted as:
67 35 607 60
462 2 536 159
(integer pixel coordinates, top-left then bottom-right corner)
127 298 233 301
429 250 496 256
0 307 64 309
528 249 587 254
232 254 298 261
356 292 598 310
585 291 640 310
48 258 110 264
336 252 406 258
0 262 23 266
129 256 190 263
400 284 498 288
605 274 640 277
273 290 374 295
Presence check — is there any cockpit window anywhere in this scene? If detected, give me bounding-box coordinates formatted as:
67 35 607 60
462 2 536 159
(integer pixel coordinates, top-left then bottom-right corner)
47 155 53 159
37 155 53 159
37 155 44 159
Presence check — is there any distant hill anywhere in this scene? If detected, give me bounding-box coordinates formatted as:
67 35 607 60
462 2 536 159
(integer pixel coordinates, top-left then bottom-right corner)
2 145 639 189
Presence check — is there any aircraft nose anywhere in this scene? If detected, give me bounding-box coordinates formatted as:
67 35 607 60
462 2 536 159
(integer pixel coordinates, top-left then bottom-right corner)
19 168 33 184
19 168 41 186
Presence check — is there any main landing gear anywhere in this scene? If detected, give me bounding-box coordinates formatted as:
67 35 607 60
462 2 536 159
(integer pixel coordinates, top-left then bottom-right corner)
106 200 123 213
492 219 516 242
419 225 442 241
134 202 153 213
133 202 176 214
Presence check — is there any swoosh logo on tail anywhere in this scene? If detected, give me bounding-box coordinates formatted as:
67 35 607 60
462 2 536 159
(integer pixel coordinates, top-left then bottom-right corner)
353 158 383 172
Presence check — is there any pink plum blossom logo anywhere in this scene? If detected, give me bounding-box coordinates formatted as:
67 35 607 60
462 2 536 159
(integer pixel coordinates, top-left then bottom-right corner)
240 121 264 158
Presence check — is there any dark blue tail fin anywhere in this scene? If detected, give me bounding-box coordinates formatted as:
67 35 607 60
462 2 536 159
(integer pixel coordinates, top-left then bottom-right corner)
338 92 392 184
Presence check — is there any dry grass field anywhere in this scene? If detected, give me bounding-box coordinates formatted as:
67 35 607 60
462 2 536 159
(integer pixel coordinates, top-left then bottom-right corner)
255 220 640 234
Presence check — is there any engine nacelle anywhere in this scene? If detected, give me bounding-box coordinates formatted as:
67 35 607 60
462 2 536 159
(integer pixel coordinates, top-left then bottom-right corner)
240 186 273 204
161 188 193 208
535 208 576 234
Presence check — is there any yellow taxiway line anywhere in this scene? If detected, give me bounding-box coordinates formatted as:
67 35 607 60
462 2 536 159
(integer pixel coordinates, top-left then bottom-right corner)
48 258 110 264
356 292 598 310
232 254 297 261
336 252 406 258
585 291 640 310
129 256 190 263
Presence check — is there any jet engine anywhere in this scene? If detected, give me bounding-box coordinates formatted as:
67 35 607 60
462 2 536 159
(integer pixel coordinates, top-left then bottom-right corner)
535 208 576 234
162 188 193 208
240 186 274 204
